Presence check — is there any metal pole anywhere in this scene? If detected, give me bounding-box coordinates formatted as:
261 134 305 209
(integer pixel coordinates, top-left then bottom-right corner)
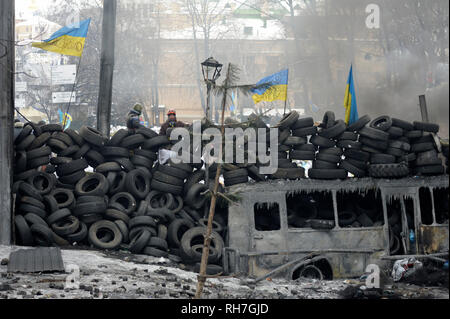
419 95 429 123
205 82 211 188
0 0 15 245
97 0 117 138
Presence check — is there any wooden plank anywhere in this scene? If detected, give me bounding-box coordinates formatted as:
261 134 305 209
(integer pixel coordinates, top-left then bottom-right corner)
0 0 15 245
97 0 117 138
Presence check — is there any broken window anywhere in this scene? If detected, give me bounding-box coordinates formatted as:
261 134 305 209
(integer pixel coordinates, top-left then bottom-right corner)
419 188 433 225
286 193 318 229
387 198 406 255
254 203 280 231
433 187 449 224
337 190 383 228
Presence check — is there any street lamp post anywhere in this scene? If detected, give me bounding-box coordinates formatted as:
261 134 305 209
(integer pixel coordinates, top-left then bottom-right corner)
201 57 222 189
201 57 223 121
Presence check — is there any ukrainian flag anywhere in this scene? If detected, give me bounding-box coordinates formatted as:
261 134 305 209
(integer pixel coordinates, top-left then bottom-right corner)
58 109 72 129
251 69 288 104
32 18 91 57
344 65 359 125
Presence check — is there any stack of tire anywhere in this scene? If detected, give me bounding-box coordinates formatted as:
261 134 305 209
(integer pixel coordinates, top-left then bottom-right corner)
338 115 369 177
269 111 306 180
409 122 445 176
309 112 348 180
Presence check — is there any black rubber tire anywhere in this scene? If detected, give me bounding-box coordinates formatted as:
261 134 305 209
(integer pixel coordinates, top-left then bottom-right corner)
129 216 156 229
284 136 307 146
121 134 146 149
64 129 85 146
15 151 27 173
114 220 129 243
386 147 404 157
309 219 335 230
153 171 184 187
16 134 36 151
389 140 411 152
111 157 135 173
224 175 249 186
18 182 43 201
88 220 123 250
336 140 362 150
392 118 414 131
357 213 374 227
104 209 130 224
41 124 62 133
66 222 88 243
73 200 107 217
101 146 130 158
290 150 315 161
124 169 151 200
198 218 224 234
308 169 348 180
109 192 137 215
56 159 88 177
292 117 314 130
319 120 346 139
107 129 130 146
294 144 316 152
193 263 224 275
15 125 33 145
411 142 435 153
338 211 357 227
158 164 189 180
28 132 51 150
181 227 224 261
151 179 183 196
50 188 75 209
322 111 335 129
359 136 388 151
75 173 109 197
85 150 105 167
143 136 170 150
370 154 396 165
52 132 73 147
30 224 54 246
313 160 338 169
340 160 366 178
20 196 46 210
27 171 54 195
73 143 90 160
168 219 195 248
15 215 34 246
51 216 80 236
108 171 127 195
27 156 50 169
368 163 409 178
59 170 86 185
47 208 71 225
47 138 68 153
413 121 439 133
96 162 122 175
405 130 423 139
80 126 104 147
131 155 154 169
359 126 389 141
387 126 404 138
338 131 358 141
292 126 318 137
319 147 343 156
370 116 392 131
185 184 208 210
148 237 169 251
247 165 266 182
344 149 370 162
276 111 300 129
316 153 341 164
346 115 371 132
311 135 336 148
270 168 305 180
17 203 47 219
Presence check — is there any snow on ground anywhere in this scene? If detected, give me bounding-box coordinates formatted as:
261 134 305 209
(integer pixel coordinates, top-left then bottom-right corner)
0 245 448 299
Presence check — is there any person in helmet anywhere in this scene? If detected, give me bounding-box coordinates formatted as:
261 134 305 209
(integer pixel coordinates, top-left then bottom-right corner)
127 103 144 130
159 110 187 136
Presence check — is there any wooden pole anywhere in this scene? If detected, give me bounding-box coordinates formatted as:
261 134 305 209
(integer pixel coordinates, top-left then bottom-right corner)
195 64 231 299
0 0 15 245
97 0 117 138
419 95 429 123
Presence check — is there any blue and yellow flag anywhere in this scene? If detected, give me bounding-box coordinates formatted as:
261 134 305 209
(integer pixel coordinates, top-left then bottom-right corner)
251 70 288 104
58 109 72 130
344 65 359 125
32 18 91 57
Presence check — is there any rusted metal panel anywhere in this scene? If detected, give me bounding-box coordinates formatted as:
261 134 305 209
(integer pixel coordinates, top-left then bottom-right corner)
7 248 65 274
419 225 449 254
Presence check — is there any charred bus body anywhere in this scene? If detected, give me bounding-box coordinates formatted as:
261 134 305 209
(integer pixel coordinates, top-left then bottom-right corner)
223 175 449 280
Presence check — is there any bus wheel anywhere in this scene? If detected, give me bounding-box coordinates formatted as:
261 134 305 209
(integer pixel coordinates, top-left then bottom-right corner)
299 265 324 280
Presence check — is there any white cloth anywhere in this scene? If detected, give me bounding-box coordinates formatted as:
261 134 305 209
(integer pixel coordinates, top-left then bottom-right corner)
159 149 177 165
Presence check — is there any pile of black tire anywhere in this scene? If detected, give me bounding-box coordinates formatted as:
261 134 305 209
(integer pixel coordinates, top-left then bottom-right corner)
13 123 227 274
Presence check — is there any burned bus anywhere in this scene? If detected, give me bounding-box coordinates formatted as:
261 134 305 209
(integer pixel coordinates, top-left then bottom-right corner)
222 175 448 280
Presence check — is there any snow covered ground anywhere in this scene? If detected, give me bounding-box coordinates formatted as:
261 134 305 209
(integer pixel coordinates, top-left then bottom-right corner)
0 245 448 299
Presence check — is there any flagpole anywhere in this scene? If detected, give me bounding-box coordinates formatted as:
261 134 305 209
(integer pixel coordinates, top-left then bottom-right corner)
283 69 289 116
62 54 83 128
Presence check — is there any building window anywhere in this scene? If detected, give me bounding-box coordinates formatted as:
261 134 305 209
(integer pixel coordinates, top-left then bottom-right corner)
254 203 280 231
